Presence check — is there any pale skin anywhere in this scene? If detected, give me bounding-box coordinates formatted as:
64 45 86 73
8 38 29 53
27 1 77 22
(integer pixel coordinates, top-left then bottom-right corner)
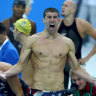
0 10 96 92
60 0 96 64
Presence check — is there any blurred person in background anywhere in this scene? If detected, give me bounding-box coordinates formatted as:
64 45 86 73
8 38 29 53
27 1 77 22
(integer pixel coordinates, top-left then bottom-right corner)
77 0 96 44
0 18 33 96
2 0 36 54
0 22 24 96
2 0 36 80
70 67 96 96
58 0 96 89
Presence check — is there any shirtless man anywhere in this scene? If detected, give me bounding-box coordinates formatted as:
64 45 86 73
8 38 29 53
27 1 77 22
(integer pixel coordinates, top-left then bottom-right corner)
58 0 96 89
2 0 36 54
0 8 96 96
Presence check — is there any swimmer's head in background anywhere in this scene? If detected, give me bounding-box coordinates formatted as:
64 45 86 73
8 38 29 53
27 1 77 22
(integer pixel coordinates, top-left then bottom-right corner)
14 18 32 35
13 0 26 7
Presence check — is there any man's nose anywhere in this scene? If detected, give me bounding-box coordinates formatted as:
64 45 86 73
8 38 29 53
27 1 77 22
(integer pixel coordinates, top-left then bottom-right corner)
50 17 55 21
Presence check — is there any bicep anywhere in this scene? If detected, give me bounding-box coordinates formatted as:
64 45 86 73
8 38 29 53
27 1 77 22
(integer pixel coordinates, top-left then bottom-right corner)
67 40 79 69
68 51 79 70
18 37 33 66
84 21 96 40
17 49 32 69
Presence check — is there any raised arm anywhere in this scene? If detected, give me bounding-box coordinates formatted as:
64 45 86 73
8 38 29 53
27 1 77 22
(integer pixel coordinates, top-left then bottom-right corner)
67 39 96 85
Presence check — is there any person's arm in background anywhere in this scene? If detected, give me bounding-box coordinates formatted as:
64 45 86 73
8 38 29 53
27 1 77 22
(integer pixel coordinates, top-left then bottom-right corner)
78 44 96 64
76 19 96 64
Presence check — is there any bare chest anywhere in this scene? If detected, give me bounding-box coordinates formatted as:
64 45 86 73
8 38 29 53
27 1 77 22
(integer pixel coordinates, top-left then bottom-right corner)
32 39 69 58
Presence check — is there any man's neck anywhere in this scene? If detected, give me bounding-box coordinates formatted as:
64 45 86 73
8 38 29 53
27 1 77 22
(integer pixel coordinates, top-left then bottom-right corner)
63 16 74 26
43 30 59 40
18 35 27 45
11 16 21 23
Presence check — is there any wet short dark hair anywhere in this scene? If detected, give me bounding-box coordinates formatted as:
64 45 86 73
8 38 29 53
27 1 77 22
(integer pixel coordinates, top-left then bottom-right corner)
43 7 59 18
13 0 26 7
0 23 6 34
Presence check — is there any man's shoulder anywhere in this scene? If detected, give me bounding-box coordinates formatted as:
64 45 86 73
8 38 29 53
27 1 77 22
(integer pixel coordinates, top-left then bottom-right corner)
27 33 40 43
60 34 72 41
61 35 75 45
76 18 89 25
28 19 36 25
30 32 42 39
2 18 10 24
2 18 11 31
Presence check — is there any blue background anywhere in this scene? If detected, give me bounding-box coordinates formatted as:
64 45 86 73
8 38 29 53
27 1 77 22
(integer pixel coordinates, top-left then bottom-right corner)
0 0 65 33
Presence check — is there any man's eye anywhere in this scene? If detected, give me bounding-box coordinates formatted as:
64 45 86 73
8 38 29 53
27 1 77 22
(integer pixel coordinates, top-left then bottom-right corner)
72 80 76 83
47 16 51 18
54 16 58 18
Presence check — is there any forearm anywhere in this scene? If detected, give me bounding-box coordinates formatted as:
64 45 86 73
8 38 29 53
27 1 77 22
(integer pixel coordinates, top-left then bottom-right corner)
5 63 23 78
72 66 96 84
5 49 31 78
85 44 96 60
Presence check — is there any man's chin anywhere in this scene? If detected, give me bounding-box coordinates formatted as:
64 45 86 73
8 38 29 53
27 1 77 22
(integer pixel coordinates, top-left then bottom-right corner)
17 15 22 19
49 31 55 34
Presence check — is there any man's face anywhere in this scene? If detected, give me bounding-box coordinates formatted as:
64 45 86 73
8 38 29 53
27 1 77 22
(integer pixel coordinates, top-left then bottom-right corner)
72 74 87 91
13 5 25 19
13 27 27 41
43 12 59 34
13 27 20 40
61 1 72 16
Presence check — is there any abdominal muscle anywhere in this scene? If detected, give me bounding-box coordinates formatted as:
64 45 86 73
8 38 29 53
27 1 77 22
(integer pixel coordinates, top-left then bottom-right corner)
31 52 67 91
32 70 64 91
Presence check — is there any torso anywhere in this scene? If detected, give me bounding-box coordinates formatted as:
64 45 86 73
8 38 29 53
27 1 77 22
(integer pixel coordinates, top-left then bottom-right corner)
29 33 72 91
58 18 83 59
